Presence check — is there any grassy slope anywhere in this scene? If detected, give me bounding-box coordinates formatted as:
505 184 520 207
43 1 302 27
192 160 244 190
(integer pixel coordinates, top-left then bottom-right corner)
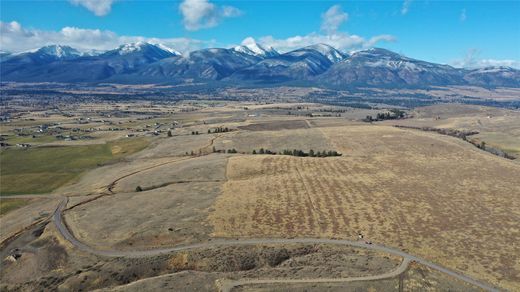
0 198 30 216
0 138 149 195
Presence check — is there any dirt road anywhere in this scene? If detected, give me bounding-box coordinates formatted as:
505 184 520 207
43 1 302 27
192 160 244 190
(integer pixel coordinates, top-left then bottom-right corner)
218 258 412 292
50 197 499 292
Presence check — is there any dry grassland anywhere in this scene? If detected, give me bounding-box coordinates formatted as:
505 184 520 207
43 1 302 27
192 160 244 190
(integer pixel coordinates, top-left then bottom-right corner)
387 104 520 159
0 197 62 242
65 181 221 250
112 154 227 193
214 127 332 153
64 155 228 250
209 125 520 290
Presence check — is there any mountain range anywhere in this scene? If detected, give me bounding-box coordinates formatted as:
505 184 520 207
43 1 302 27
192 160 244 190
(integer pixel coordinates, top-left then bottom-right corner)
1 42 519 88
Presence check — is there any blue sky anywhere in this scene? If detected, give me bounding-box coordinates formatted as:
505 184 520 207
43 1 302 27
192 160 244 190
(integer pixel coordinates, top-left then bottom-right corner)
1 0 519 67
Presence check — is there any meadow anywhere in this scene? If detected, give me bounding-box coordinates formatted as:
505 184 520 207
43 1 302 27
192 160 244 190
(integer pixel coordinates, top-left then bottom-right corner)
0 138 149 195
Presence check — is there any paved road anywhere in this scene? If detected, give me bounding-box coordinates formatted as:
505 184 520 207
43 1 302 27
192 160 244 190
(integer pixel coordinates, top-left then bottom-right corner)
219 258 412 292
51 197 500 292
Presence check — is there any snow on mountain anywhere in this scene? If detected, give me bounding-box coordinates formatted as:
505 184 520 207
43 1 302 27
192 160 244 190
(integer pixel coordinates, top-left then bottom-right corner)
22 45 82 59
302 43 347 63
233 38 279 58
468 66 515 74
318 47 465 86
116 42 149 55
114 42 180 56
1 43 518 87
155 43 182 56
463 66 520 87
80 49 105 56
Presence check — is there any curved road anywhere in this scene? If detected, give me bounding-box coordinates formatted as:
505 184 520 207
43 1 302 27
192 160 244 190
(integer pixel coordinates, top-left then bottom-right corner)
219 258 411 292
94 259 411 292
51 197 500 292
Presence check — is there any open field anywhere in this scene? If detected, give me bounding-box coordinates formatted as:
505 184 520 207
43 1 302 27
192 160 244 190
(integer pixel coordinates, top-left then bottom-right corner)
1 100 519 291
213 127 332 154
0 198 31 216
64 154 227 249
209 125 520 290
384 104 520 159
0 138 149 195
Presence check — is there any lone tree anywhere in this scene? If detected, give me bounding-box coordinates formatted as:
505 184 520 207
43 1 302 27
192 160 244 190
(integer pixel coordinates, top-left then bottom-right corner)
167 130 172 137
135 185 143 192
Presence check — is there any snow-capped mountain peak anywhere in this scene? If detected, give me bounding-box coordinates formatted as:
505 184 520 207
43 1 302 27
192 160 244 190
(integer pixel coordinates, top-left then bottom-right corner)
117 42 150 55
155 43 181 56
34 45 82 58
115 42 180 56
301 43 346 63
233 38 279 58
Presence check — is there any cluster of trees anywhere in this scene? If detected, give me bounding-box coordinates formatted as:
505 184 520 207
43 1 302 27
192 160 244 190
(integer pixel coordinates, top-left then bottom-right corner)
212 146 238 154
251 148 342 157
394 125 478 140
365 109 406 122
318 108 347 113
252 148 276 155
208 127 230 134
191 131 200 135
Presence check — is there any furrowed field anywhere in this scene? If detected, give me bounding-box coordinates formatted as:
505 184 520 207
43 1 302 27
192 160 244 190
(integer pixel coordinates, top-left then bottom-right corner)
209 125 520 290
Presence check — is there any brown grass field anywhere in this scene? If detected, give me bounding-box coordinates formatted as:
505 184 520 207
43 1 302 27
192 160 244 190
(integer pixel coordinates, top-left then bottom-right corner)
209 125 520 290
386 104 520 159
2 101 520 291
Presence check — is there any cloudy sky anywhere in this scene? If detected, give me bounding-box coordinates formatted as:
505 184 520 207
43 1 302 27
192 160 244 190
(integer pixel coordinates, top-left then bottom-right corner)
1 0 519 68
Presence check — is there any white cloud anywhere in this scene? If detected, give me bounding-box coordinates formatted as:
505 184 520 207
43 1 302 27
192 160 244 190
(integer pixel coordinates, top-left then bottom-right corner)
321 5 348 34
256 32 395 53
471 59 520 68
0 21 212 54
70 0 115 16
366 35 397 48
401 0 413 15
451 49 520 69
179 0 242 31
248 4 395 53
460 9 467 22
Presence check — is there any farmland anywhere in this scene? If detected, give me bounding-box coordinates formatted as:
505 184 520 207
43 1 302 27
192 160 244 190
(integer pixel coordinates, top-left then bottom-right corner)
1 97 519 291
0 198 30 216
210 125 520 289
0 138 149 195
